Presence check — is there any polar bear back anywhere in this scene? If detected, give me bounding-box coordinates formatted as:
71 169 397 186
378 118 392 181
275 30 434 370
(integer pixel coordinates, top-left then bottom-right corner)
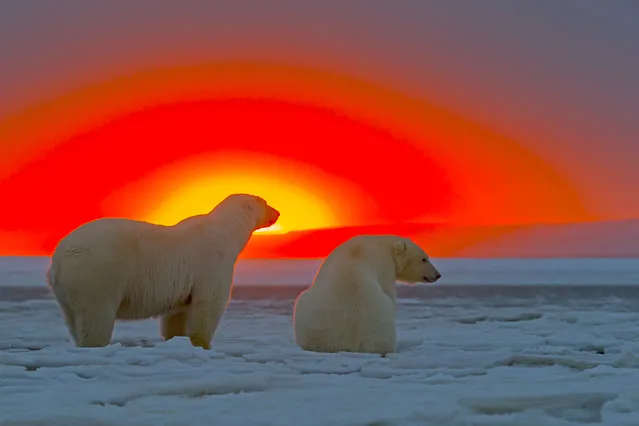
48 217 234 320
293 235 401 354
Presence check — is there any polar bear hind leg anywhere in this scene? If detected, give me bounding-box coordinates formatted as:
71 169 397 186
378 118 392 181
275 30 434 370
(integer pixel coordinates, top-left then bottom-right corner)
70 296 118 348
56 298 79 345
74 310 117 347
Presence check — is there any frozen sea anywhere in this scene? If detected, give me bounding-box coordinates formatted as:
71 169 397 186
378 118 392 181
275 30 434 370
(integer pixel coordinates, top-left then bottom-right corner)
1 257 639 426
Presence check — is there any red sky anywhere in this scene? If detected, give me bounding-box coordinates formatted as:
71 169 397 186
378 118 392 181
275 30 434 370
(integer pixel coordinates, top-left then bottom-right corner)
0 63 595 257
4 3 637 258
3 2 639 259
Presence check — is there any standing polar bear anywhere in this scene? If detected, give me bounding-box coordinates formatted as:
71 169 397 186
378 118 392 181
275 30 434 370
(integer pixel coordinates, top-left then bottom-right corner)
293 235 441 355
47 194 279 349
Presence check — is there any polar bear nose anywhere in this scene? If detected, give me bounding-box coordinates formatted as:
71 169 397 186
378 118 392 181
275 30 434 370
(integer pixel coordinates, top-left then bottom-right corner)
424 273 441 283
267 210 280 226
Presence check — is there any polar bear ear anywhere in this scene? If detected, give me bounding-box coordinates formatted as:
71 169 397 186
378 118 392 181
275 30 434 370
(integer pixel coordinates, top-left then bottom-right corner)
393 239 408 255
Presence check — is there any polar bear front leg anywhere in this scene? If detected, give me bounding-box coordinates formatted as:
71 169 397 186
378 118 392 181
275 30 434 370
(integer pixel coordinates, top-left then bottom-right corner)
186 300 226 349
185 279 231 350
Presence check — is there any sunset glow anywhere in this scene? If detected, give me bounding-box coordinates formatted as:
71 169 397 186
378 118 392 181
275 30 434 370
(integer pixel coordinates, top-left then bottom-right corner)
144 170 339 233
0 62 595 257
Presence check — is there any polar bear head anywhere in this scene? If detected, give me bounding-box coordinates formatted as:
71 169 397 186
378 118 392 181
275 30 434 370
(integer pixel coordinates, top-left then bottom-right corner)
392 237 441 284
218 193 280 231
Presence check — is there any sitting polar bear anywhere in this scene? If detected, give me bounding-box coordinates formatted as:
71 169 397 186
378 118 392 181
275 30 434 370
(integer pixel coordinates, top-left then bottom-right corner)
293 235 441 355
47 193 279 349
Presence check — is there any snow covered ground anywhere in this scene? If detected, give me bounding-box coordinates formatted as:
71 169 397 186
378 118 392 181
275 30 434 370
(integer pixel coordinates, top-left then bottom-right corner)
2 258 639 425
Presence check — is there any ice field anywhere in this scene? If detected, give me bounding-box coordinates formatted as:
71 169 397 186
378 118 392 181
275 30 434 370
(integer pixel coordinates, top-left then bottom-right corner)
1 257 639 425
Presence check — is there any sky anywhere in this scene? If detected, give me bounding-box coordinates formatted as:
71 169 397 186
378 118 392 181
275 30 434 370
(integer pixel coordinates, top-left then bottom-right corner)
0 1 637 257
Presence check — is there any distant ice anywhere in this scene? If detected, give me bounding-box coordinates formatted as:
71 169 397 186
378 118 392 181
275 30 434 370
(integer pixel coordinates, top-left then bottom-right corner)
2 256 639 287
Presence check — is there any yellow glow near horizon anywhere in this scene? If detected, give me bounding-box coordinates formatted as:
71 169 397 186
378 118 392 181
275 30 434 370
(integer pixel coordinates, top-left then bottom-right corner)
254 222 287 234
145 172 339 234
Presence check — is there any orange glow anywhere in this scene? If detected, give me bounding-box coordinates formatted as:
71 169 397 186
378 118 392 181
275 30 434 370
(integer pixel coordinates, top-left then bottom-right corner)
0 62 594 257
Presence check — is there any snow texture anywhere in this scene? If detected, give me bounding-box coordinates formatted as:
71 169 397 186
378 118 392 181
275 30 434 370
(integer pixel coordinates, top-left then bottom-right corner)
1 258 639 425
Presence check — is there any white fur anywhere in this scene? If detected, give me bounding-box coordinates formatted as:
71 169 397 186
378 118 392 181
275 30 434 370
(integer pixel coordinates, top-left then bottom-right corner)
293 235 441 355
47 194 279 349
